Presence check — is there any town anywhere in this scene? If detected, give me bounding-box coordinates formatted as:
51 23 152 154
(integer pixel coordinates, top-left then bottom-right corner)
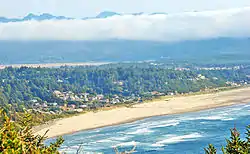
31 90 145 115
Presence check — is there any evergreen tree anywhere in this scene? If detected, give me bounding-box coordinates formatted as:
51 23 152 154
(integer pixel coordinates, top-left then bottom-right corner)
205 125 250 154
0 109 64 153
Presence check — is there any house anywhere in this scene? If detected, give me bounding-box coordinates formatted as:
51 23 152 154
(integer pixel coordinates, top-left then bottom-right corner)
113 95 119 99
30 99 38 103
151 91 164 96
48 103 58 107
113 81 124 86
151 91 158 95
111 99 120 104
69 95 76 101
80 93 89 98
0 65 5 69
79 105 88 108
97 94 104 100
34 103 40 106
49 111 56 115
89 96 97 101
42 103 48 108
99 99 108 104
53 90 62 96
57 79 63 83
168 92 174 96
69 104 76 109
212 77 218 80
74 109 83 112
197 74 206 80
138 98 143 103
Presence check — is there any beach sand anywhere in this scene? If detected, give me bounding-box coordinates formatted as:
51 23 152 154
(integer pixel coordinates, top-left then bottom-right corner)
2 62 110 69
35 87 250 138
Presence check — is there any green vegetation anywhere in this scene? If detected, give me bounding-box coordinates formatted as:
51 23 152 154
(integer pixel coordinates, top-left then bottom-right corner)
0 109 64 154
205 125 250 154
0 63 249 111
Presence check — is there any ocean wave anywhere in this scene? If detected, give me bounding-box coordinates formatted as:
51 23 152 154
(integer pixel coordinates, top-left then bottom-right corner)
132 119 180 130
151 143 165 147
96 139 114 143
113 141 138 147
244 104 250 107
153 122 180 128
83 133 106 139
199 116 225 120
181 115 234 121
126 128 154 135
153 133 203 146
109 136 132 141
221 118 235 121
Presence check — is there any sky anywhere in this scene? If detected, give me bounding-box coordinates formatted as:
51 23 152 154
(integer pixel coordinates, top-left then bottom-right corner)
0 0 250 18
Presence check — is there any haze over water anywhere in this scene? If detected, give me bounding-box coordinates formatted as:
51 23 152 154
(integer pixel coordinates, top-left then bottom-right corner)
49 103 250 153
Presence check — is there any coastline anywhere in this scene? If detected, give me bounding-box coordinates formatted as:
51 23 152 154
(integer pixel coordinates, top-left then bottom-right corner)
0 62 111 69
34 87 250 138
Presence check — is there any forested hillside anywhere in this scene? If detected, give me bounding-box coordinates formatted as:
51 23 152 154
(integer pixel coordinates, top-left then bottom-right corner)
0 63 249 111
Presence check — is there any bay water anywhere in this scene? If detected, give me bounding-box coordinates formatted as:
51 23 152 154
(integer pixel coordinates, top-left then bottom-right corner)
48 103 250 154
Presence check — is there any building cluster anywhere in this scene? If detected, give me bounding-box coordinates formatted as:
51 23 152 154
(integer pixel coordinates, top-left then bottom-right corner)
226 81 249 87
0 65 5 69
34 90 143 111
174 66 243 72
195 66 242 71
31 89 157 114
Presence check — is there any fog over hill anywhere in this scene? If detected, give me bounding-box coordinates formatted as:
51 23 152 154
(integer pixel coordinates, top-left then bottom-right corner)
0 7 250 41
0 8 249 64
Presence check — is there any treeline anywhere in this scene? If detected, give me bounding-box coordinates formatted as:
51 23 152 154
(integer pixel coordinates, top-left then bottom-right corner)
0 63 249 109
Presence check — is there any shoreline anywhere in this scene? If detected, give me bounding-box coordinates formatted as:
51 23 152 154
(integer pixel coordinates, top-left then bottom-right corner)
35 87 250 138
0 62 111 69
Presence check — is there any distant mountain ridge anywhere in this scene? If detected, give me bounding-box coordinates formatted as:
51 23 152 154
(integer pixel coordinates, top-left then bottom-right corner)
0 38 249 65
1 7 249 23
0 11 165 23
0 13 73 23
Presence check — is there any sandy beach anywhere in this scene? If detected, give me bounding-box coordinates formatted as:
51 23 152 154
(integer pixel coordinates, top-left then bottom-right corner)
0 62 111 69
35 87 250 138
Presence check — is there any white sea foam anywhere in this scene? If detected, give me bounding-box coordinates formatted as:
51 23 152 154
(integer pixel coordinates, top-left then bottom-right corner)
199 116 224 120
96 139 114 143
200 122 208 124
82 152 103 154
154 133 203 146
132 119 180 130
153 122 180 128
244 104 250 107
126 128 154 135
110 136 132 141
232 107 244 111
221 118 234 121
151 143 165 147
182 115 233 121
113 141 138 147
84 134 105 139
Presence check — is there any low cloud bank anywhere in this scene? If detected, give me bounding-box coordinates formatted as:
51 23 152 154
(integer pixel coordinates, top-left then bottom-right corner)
0 7 250 41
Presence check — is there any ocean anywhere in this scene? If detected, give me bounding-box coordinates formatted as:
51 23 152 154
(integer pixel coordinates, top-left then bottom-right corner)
48 103 250 154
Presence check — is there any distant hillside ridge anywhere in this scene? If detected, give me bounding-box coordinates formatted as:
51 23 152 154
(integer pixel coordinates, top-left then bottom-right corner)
0 38 249 64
